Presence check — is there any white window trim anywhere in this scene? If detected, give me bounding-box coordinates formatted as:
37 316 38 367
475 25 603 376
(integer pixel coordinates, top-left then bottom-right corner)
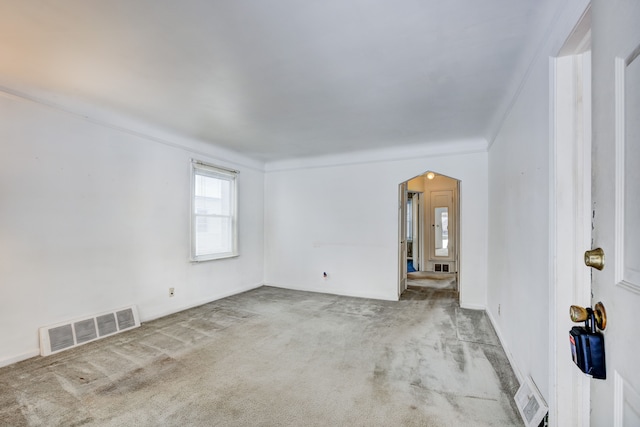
190 159 239 262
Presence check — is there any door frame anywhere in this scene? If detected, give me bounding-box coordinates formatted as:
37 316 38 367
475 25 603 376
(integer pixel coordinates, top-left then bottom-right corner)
398 181 408 298
407 191 423 272
549 7 591 425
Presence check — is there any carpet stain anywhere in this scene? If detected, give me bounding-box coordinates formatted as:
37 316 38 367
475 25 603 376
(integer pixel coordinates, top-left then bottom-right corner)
97 356 178 396
481 344 523 423
441 338 467 372
67 417 95 426
372 365 387 382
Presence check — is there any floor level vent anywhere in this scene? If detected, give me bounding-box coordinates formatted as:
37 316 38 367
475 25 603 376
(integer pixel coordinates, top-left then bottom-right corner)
514 376 548 427
434 263 450 272
39 306 140 356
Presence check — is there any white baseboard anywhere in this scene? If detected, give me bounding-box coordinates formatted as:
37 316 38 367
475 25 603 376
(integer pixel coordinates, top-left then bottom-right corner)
486 308 524 385
0 350 40 368
264 282 398 301
460 302 486 310
142 282 265 323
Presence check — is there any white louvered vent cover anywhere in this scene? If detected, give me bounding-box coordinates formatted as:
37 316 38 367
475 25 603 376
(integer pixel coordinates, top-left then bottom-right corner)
514 376 548 427
39 306 140 356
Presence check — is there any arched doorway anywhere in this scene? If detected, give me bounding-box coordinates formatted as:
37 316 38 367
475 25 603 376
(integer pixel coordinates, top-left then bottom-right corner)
398 171 460 298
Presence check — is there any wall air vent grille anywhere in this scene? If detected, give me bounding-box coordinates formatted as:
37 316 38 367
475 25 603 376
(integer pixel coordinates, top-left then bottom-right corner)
96 313 117 336
74 319 97 344
514 376 548 427
39 305 140 356
116 308 136 330
48 325 74 353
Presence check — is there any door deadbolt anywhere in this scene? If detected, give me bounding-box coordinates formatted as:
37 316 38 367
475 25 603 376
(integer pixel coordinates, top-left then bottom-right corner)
584 248 605 270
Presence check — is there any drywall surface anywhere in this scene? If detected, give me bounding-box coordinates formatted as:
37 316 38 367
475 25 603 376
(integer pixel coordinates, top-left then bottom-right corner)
0 93 265 366
487 0 590 408
264 149 488 306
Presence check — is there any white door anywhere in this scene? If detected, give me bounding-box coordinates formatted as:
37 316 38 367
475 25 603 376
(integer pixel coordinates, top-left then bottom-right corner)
591 1 640 425
398 182 408 297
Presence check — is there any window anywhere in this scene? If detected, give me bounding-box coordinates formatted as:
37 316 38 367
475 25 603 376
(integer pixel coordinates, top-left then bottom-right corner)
191 160 238 261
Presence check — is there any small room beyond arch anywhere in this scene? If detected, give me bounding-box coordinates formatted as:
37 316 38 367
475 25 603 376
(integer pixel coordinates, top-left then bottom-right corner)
399 171 460 298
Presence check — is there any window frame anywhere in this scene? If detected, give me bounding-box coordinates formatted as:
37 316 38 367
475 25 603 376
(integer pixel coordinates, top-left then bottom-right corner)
190 160 238 262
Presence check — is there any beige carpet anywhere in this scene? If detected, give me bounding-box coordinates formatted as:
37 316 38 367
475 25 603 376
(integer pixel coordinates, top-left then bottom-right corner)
0 286 522 426
407 272 457 290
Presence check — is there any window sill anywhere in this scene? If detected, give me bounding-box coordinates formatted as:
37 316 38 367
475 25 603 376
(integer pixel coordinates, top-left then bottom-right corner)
190 253 239 263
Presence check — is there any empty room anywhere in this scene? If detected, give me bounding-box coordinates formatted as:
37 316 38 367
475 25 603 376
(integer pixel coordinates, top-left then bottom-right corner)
1 1 639 426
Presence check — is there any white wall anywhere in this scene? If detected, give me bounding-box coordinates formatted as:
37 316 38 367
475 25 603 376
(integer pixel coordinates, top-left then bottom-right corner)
0 92 265 366
264 143 488 307
486 0 589 406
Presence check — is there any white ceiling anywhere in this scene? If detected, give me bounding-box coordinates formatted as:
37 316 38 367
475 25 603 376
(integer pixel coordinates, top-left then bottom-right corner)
0 1 556 162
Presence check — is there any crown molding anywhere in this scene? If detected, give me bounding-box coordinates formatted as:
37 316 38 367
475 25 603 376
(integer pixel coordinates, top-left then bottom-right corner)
264 138 488 172
0 85 266 173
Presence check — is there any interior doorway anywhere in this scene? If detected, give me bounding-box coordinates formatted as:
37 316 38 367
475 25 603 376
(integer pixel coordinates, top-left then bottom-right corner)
398 171 460 298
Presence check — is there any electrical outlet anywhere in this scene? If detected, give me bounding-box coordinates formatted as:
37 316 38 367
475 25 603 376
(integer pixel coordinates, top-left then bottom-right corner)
169 287 175 297
498 304 501 316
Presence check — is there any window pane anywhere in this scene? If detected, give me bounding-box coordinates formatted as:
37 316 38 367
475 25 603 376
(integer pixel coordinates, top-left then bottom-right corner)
195 216 232 256
194 175 231 215
434 207 448 257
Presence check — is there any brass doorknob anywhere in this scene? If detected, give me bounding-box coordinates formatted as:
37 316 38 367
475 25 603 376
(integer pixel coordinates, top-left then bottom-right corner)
570 305 588 322
584 248 605 270
594 302 607 330
569 302 607 330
